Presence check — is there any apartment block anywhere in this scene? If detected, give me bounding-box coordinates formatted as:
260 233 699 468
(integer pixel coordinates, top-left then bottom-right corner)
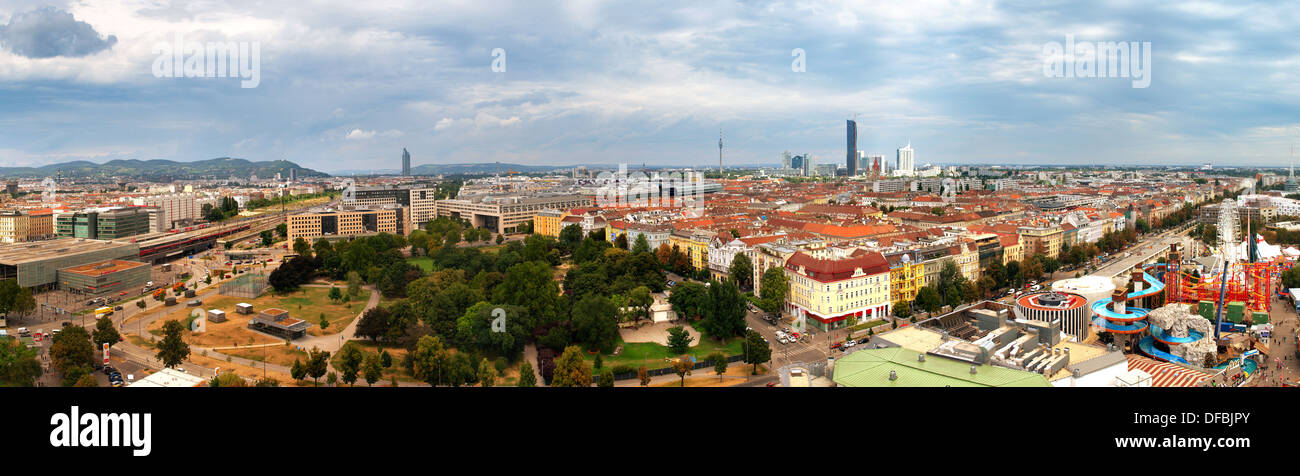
784 248 892 331
0 210 29 243
287 206 411 243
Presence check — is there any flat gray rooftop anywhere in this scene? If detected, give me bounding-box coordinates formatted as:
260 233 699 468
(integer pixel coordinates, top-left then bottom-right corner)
0 238 137 265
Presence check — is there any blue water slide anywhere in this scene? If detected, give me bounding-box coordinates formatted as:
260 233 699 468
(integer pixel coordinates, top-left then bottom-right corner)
1137 335 1190 364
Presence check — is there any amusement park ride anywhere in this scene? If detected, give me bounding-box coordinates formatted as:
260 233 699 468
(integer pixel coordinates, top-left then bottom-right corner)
1091 199 1287 376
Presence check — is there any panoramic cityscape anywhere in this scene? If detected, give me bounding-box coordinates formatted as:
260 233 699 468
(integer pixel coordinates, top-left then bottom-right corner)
2 0 1293 461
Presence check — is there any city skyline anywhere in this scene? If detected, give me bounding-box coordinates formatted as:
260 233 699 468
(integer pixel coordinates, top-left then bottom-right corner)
1 1 1298 173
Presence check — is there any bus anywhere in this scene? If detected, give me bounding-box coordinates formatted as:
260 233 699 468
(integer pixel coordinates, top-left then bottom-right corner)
94 307 113 319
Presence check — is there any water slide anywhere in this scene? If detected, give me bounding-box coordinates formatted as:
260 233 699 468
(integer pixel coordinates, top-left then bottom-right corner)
1090 270 1165 334
1091 269 1200 364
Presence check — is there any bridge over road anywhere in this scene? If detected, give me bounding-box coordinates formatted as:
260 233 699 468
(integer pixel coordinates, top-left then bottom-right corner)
1091 230 1196 279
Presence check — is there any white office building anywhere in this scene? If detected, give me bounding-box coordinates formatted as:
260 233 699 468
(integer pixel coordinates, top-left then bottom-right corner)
896 143 915 176
132 193 198 230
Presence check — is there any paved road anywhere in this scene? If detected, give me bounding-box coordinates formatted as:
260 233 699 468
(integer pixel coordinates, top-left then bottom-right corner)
1094 229 1195 278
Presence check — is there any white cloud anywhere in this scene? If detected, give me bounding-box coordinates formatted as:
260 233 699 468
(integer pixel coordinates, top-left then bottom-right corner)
345 129 375 140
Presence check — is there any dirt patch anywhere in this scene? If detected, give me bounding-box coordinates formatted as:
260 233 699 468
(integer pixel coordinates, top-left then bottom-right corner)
143 287 370 347
188 352 302 386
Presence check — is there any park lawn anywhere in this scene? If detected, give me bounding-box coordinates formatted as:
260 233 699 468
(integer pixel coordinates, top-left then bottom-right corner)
218 344 309 369
588 333 745 372
125 334 155 350
378 296 401 309
406 256 434 273
143 287 371 346
189 350 303 386
279 287 370 336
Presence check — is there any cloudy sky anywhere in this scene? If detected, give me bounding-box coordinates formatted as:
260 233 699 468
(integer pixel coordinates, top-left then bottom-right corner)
0 0 1298 173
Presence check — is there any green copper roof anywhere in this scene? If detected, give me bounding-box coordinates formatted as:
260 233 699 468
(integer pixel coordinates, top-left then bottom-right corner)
833 347 1051 387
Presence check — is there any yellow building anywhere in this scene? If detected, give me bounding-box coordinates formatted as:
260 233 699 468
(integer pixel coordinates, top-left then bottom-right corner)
887 252 923 307
784 249 892 331
1000 234 1023 265
533 209 566 237
669 229 711 271
1019 225 1063 260
0 210 29 243
956 242 980 282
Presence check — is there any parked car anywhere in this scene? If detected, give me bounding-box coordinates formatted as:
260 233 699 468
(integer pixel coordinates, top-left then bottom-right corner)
857 338 870 345
844 340 856 347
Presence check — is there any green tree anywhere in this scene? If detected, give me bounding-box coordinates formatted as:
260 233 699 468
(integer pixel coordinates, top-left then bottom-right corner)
742 330 771 375
291 359 306 382
668 281 709 321
478 357 498 387
626 285 654 323
597 368 615 387
0 279 34 317
337 342 363 386
155 320 191 368
551 345 593 387
632 234 651 254
758 267 790 313
710 351 728 380
893 301 912 319
329 286 343 303
671 357 693 387
666 326 694 354
638 365 650 386
260 229 274 247
702 279 747 339
293 237 313 258
209 372 247 387
306 347 330 386
363 353 383 387
346 271 363 297
92 316 122 349
74 373 98 387
915 286 943 314
412 335 450 386
518 361 537 387
729 252 754 291
0 335 42 386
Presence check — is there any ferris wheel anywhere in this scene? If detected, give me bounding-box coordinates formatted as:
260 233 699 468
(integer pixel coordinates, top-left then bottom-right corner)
1217 198 1239 263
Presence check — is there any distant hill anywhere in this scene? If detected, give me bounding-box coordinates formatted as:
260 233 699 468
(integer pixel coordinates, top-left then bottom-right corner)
0 158 328 180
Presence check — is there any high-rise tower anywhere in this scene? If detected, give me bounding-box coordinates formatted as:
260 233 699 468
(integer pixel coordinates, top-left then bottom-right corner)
846 119 857 176
402 148 411 176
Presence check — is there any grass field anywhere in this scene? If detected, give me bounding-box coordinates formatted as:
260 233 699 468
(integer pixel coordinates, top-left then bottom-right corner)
406 256 434 272
189 351 302 386
219 344 310 368
583 326 746 371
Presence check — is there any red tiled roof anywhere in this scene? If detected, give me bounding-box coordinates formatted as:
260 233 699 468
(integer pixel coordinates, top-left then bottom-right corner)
785 250 890 281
